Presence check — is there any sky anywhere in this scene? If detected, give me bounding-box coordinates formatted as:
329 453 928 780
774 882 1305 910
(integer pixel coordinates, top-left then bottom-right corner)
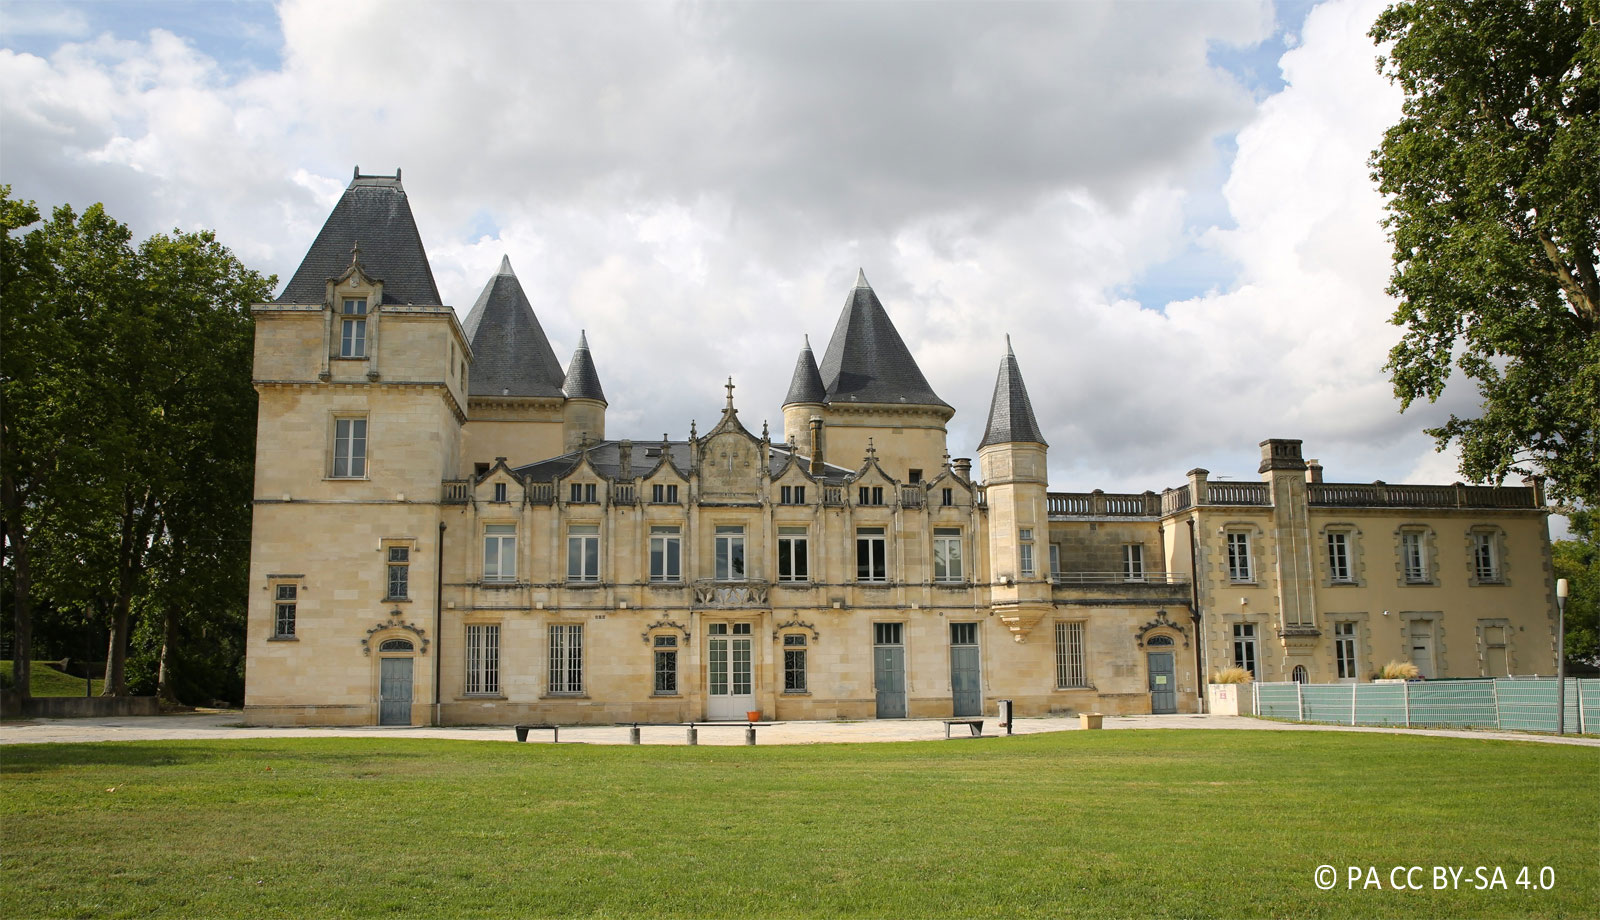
0 0 1500 496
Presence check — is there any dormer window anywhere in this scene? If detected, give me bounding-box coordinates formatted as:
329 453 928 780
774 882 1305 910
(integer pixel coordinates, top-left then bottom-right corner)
493 482 508 503
340 298 368 358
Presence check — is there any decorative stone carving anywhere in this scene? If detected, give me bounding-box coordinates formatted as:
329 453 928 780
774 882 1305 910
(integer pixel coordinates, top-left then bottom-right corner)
361 609 429 655
1135 609 1189 649
773 619 819 641
641 619 690 644
693 580 770 607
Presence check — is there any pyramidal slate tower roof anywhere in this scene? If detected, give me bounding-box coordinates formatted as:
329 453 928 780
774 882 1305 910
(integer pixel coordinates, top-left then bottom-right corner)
460 256 566 398
783 335 827 406
279 169 442 306
978 336 1047 449
817 269 948 408
562 330 606 403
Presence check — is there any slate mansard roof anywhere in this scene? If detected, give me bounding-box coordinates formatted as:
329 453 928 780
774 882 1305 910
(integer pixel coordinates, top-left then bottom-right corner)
978 336 1047 449
461 256 567 399
279 170 443 306
814 270 949 409
513 441 853 484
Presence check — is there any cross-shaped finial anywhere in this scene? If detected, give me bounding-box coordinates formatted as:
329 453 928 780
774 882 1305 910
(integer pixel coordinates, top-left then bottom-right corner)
351 240 361 265
725 377 735 409
761 420 769 440
866 438 877 460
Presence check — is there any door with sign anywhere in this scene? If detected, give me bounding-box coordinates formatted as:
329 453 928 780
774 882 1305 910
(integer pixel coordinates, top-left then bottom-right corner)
1147 651 1176 714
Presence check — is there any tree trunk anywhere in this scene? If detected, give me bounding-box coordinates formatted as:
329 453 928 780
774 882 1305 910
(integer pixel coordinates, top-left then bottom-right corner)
156 602 178 704
103 490 155 697
1 471 33 703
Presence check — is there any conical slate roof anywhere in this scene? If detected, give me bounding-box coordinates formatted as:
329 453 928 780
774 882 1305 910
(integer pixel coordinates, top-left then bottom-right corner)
562 330 606 403
782 335 827 406
978 336 1047 449
460 256 566 398
817 269 948 408
278 170 442 306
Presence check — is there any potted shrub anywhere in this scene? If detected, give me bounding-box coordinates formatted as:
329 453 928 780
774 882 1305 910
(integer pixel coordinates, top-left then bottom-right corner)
1373 660 1420 683
1207 666 1255 716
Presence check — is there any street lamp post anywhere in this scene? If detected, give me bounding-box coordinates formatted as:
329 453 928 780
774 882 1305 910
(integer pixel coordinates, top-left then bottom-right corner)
1555 578 1568 736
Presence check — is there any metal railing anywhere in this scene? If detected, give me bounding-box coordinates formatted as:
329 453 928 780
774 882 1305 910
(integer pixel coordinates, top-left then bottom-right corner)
1253 677 1596 732
1051 572 1190 586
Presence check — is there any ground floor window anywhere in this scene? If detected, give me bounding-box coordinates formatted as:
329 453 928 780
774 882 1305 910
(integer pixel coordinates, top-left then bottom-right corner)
653 636 678 694
549 624 583 693
273 584 297 638
1232 623 1257 678
465 624 500 695
1334 622 1357 679
783 634 808 692
1055 621 1086 689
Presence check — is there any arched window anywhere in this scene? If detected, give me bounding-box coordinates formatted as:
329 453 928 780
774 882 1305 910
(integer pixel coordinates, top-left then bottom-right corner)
1146 635 1175 647
379 638 414 652
1292 665 1308 683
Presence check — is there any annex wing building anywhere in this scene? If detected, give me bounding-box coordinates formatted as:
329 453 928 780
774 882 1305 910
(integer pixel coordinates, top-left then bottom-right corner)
244 170 1561 726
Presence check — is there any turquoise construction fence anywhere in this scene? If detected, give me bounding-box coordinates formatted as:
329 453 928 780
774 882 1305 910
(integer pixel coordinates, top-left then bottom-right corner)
1253 678 1598 733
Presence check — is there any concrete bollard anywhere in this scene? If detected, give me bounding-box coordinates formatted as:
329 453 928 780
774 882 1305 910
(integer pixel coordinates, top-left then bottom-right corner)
629 723 641 745
686 723 698 745
745 725 756 745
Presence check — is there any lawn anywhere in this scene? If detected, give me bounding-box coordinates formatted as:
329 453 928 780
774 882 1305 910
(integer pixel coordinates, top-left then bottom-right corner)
0 660 103 697
1 731 1595 918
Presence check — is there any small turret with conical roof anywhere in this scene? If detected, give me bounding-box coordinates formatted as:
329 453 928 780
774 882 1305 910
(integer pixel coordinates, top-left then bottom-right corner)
781 334 826 445
978 335 1047 449
562 330 607 451
978 336 1052 641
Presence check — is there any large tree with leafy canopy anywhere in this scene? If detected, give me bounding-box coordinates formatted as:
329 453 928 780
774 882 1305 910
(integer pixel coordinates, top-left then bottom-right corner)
1370 0 1598 507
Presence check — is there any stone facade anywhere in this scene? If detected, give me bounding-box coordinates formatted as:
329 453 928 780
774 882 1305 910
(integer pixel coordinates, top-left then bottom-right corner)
243 171 1560 726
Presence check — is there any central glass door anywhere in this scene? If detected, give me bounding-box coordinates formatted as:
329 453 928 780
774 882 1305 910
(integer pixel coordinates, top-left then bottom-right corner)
706 622 754 720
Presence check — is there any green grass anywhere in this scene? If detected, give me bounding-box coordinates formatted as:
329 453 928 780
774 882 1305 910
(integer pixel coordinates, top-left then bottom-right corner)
0 660 103 697
2 731 1595 918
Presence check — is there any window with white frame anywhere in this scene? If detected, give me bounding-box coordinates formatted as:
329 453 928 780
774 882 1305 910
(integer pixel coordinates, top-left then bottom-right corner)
331 416 367 478
483 524 516 582
567 524 600 582
649 525 681 582
856 526 887 582
1232 623 1258 677
714 525 746 580
777 526 809 582
783 634 808 692
1226 532 1253 582
1049 543 1061 582
273 583 297 638
548 624 583 693
1334 621 1357 680
465 624 499 695
1122 544 1145 582
1327 531 1353 583
1401 530 1428 583
933 528 963 582
339 298 367 358
653 635 678 694
1472 531 1501 582
1055 621 1087 689
1019 528 1035 578
386 545 409 600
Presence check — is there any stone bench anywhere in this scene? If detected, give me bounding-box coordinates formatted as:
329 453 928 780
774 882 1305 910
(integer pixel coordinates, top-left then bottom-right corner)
942 719 985 739
513 723 560 743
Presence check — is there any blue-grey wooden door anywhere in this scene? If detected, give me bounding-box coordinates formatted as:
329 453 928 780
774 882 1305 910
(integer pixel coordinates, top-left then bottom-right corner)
950 636 981 717
380 657 413 725
1147 652 1176 714
874 646 906 719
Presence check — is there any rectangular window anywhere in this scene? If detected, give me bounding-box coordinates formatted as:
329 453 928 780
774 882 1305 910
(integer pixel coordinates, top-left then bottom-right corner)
1473 533 1500 582
1122 544 1145 582
1401 532 1427 583
483 524 516 582
570 483 597 503
909 469 923 484
777 526 809 582
339 298 367 358
567 524 600 582
465 624 500 695
386 546 409 600
651 483 679 503
493 482 508 503
857 526 887 582
858 485 884 505
1055 621 1086 689
1226 532 1253 582
548 624 583 693
714 525 746 580
649 526 681 582
783 634 807 692
874 622 903 645
653 635 678 694
1327 532 1352 583
332 417 367 478
933 528 963 582
779 485 806 504
1049 544 1061 582
942 487 954 507
273 584 297 638
1232 623 1257 677
1019 528 1035 578
950 622 977 645
1334 621 1357 680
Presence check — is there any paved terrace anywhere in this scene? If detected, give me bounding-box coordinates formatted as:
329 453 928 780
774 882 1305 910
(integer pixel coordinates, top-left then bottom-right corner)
2 712 1595 747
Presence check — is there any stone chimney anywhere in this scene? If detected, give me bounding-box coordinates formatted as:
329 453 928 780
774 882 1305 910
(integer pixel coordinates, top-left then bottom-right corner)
953 457 973 482
617 440 632 480
1306 459 1323 483
808 416 825 476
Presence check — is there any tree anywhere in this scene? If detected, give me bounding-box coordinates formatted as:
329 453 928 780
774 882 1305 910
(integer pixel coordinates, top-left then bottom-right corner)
1370 0 1599 507
1 188 271 702
1554 510 1599 664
